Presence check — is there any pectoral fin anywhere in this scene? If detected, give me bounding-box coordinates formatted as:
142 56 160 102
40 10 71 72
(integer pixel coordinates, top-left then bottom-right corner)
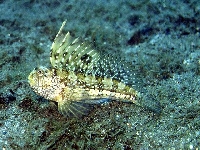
58 99 111 118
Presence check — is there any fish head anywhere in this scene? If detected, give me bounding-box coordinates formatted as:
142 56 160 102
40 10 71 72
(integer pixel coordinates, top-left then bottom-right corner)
28 66 52 88
28 66 65 101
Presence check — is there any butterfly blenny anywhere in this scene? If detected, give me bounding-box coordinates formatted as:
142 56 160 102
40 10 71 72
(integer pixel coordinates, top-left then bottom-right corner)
28 21 140 117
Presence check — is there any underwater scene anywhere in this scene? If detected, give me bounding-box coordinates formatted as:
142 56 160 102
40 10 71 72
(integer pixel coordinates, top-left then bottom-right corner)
0 0 199 149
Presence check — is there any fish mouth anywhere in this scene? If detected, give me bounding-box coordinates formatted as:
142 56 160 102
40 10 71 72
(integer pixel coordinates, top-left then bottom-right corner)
28 71 36 86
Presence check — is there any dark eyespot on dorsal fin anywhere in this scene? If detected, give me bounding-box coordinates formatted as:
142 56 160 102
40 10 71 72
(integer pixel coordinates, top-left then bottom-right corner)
50 21 100 74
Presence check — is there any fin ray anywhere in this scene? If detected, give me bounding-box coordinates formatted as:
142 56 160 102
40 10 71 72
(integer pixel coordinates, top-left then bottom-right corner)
58 100 92 118
50 21 100 73
58 98 111 118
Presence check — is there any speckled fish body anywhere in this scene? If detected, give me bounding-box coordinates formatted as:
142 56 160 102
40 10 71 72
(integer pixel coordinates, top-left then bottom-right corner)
28 21 139 117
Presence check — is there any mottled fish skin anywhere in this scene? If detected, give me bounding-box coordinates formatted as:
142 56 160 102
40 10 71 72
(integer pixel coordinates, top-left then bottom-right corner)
28 21 139 117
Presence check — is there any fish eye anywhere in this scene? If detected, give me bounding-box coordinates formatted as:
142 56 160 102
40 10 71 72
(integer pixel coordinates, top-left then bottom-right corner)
37 70 43 74
44 70 48 73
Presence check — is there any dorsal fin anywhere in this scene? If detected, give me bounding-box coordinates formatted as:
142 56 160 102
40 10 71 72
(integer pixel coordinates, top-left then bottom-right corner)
95 54 135 85
50 21 100 74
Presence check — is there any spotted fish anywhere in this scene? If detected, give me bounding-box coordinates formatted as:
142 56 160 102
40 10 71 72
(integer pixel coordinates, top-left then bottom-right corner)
28 21 140 117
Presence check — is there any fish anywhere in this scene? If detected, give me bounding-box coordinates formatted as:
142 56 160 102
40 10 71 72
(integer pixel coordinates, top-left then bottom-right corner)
28 21 140 117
